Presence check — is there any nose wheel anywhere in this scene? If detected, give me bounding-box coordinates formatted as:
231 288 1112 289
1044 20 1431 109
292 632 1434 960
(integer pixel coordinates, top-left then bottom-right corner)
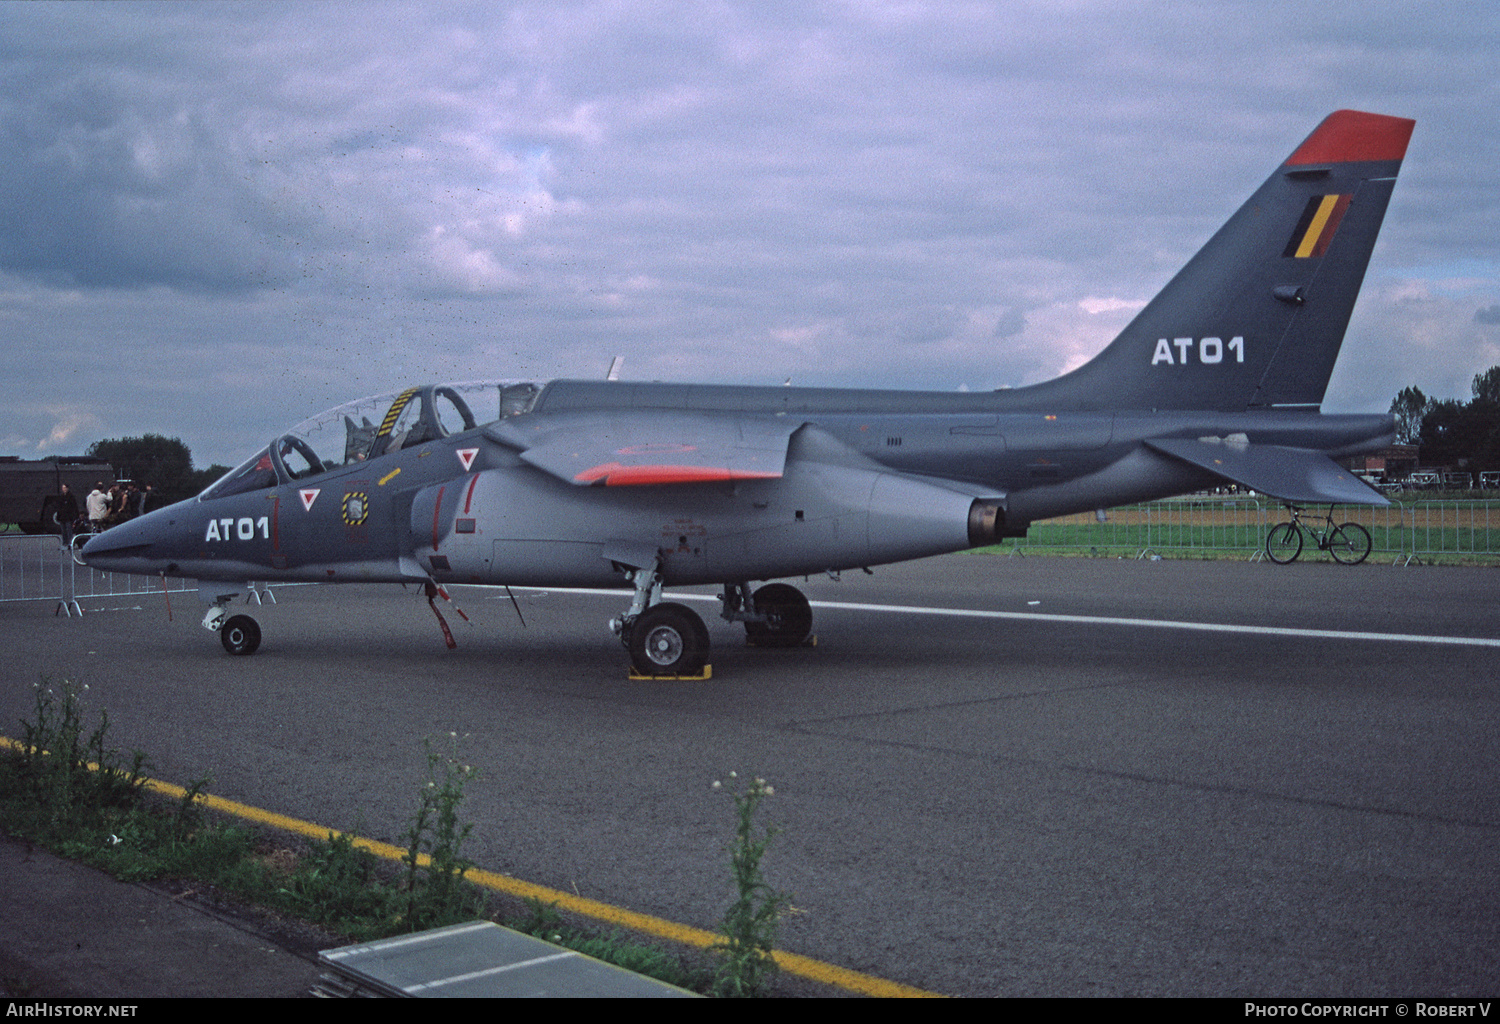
220 614 262 656
203 592 262 655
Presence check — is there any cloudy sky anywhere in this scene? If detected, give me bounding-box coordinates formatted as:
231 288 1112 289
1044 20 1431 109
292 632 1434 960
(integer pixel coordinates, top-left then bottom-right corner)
2 1 1496 469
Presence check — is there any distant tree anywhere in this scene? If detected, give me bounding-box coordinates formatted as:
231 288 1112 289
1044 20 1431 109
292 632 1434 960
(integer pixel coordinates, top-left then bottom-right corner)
1417 399 1470 468
1389 386 1431 445
1467 371 1500 473
86 435 197 504
1417 396 1500 474
1393 368 1500 477
1473 366 1500 405
186 464 231 496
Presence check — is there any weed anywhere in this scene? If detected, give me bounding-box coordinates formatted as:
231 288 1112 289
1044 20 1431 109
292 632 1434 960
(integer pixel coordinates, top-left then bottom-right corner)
1 696 718 993
711 772 792 998
516 897 704 991
11 679 146 835
399 734 484 931
273 831 396 938
563 930 702 990
518 896 564 939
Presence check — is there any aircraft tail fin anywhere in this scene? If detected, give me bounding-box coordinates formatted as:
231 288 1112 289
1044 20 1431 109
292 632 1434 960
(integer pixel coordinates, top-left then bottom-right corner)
1014 110 1414 412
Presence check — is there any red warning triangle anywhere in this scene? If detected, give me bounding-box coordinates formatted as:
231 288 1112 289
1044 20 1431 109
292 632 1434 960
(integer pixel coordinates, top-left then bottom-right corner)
299 488 320 512
456 448 479 472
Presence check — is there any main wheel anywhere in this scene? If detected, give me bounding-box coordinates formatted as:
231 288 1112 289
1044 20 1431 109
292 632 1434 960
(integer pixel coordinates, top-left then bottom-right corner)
628 602 709 676
1329 522 1372 565
744 583 813 647
1265 522 1303 564
221 614 262 656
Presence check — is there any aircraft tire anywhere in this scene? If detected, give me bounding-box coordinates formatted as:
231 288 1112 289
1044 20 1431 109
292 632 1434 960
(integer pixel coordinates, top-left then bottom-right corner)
1329 523 1372 565
1265 523 1303 564
628 602 708 677
745 583 813 647
221 614 262 656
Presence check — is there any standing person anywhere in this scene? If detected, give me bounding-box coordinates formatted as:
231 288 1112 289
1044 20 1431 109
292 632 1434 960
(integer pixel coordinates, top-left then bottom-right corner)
136 484 153 517
55 483 80 544
86 482 109 531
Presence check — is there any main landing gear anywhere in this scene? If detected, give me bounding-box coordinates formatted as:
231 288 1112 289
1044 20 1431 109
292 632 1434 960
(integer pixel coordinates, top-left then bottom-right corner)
610 563 814 677
720 582 813 648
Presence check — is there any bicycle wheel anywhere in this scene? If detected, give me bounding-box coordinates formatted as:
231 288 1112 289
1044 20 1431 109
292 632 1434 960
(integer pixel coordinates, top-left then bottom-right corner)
1328 522 1372 565
1265 522 1303 564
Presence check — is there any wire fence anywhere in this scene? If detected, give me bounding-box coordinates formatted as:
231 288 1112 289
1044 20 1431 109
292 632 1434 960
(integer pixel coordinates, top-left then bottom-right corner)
1012 498 1500 562
0 534 199 616
4 498 1499 613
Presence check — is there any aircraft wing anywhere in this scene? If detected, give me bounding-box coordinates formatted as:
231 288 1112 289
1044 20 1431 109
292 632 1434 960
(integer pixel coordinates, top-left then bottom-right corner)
487 411 799 486
1145 438 1389 506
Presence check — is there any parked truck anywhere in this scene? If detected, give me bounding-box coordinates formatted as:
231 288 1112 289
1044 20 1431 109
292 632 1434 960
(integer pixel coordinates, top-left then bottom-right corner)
0 456 116 533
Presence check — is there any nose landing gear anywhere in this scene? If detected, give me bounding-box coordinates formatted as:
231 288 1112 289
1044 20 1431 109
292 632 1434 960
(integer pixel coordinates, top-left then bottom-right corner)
203 591 262 656
220 614 262 655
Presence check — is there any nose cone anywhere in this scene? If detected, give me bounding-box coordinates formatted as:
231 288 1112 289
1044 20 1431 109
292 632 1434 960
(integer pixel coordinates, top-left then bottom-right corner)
80 514 163 574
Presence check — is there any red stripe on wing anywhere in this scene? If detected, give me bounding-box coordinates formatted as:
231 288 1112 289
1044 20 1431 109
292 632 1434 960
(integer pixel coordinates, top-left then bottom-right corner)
574 462 781 486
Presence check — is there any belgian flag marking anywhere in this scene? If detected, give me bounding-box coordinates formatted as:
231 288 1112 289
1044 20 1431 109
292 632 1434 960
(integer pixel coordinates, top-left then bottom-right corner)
1283 194 1352 258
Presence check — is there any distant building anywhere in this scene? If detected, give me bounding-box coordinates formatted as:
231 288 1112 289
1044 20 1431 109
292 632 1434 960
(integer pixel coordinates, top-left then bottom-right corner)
1341 443 1418 484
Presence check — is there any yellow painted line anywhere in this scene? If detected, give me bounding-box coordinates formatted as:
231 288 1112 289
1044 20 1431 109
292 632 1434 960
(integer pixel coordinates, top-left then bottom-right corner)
0 736 941 998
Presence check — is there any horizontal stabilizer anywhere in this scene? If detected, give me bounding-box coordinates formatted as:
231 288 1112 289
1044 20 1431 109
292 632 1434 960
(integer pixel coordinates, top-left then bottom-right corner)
488 411 797 486
1145 438 1388 506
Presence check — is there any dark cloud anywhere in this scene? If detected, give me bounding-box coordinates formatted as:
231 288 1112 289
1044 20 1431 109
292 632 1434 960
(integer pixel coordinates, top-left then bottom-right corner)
1477 305 1500 326
0 1 1496 465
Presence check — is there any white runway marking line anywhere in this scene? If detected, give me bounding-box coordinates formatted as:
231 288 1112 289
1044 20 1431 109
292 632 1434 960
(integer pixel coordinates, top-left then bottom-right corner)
806 599 1500 649
500 587 1500 650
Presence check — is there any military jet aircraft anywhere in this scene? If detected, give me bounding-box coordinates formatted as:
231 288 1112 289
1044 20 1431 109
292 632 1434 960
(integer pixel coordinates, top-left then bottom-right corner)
83 109 1414 676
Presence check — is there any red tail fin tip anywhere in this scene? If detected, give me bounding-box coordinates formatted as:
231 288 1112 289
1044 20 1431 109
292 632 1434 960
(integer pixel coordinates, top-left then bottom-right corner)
1286 109 1415 166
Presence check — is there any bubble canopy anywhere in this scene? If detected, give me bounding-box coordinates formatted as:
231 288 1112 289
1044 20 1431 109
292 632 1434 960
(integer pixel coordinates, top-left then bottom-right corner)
200 380 539 500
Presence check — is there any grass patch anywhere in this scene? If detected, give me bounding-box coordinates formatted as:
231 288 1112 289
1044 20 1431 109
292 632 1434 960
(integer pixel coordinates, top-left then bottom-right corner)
0 680 745 996
516 896 708 991
969 495 1500 566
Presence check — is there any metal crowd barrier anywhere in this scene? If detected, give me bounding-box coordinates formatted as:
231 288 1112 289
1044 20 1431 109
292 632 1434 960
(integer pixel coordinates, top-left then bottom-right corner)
1011 498 1500 563
5 500 1500 609
0 533 197 616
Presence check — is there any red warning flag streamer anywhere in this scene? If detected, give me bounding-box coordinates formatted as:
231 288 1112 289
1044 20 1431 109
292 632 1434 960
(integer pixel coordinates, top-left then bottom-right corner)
423 580 469 649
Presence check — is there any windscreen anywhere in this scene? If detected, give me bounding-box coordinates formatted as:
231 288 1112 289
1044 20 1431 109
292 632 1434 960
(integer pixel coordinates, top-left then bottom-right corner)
199 380 540 499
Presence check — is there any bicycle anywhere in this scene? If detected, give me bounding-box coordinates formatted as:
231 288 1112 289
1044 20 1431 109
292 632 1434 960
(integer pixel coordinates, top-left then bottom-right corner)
1264 505 1372 565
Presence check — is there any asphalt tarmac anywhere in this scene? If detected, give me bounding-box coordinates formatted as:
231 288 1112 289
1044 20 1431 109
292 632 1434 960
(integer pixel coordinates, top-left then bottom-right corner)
3 552 1499 997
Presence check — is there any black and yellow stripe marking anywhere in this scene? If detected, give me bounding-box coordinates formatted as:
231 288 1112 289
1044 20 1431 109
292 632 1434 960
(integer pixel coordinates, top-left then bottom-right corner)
1283 194 1352 258
376 386 421 437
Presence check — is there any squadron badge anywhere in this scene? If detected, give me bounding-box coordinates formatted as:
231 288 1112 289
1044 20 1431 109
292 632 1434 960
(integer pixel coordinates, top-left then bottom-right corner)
341 491 369 527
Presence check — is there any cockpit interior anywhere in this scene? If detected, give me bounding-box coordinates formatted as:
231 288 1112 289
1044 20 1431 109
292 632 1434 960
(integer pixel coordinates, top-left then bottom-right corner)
202 380 539 500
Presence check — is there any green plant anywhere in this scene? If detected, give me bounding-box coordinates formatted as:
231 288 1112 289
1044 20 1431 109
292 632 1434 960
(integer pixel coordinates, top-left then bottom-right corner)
518 896 564 939
516 897 703 991
274 831 397 938
399 734 483 930
11 679 147 835
711 772 792 998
